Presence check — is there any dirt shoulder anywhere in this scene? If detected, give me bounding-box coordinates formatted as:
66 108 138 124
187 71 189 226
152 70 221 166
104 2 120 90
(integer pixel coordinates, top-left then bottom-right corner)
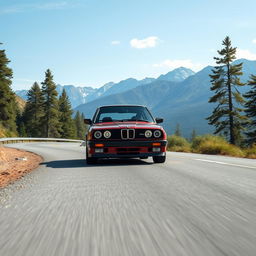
0 146 42 188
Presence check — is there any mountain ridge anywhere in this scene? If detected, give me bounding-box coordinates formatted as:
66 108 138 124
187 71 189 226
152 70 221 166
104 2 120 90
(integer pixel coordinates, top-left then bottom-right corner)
74 59 256 137
15 67 195 108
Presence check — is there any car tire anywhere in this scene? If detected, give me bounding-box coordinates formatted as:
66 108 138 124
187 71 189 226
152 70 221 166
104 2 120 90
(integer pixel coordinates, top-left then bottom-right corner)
86 157 98 164
86 148 98 164
153 155 166 163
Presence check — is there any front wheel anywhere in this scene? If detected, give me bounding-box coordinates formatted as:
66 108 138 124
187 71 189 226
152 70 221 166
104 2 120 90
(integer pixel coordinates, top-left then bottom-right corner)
86 148 98 164
153 155 166 163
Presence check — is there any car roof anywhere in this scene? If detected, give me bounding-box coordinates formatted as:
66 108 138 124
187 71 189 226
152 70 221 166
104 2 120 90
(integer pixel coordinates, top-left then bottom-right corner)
98 105 146 108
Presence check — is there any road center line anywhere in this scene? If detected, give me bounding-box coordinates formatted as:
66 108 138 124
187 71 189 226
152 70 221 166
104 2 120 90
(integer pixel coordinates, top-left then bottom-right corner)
194 159 256 170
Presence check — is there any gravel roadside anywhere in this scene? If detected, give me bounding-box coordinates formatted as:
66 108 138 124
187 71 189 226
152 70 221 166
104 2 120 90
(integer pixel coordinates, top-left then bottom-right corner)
0 146 42 188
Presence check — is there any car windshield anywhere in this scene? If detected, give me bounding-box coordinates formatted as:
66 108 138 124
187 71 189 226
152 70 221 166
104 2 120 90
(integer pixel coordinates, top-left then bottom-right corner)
94 106 155 123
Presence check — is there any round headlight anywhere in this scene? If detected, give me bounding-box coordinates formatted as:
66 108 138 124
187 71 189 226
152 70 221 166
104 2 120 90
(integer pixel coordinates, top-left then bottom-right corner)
94 130 102 139
153 130 162 138
145 130 152 138
103 130 111 139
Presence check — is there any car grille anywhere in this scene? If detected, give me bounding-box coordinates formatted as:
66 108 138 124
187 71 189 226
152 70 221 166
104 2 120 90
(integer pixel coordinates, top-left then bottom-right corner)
121 129 135 140
116 148 140 155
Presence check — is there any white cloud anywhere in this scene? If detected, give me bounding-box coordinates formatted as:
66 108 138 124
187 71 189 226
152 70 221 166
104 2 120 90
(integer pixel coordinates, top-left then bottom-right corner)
130 36 159 49
252 39 256 44
111 41 120 45
153 59 203 71
236 48 256 60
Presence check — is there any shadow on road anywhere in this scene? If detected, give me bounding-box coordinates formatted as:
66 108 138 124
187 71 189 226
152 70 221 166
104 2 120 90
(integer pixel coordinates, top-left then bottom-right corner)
41 158 153 168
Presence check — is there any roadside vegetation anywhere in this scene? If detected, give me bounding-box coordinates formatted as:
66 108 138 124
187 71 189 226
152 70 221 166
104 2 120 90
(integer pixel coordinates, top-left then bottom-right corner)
167 135 256 159
0 43 87 140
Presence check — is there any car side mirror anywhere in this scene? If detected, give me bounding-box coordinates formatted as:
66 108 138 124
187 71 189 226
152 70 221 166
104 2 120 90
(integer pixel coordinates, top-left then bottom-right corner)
155 117 164 124
84 119 92 125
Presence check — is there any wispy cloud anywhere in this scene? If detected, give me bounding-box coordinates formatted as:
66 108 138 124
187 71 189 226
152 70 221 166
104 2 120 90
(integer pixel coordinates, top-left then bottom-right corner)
1 1 77 14
236 48 256 60
111 40 121 45
153 59 203 71
130 36 159 49
252 39 256 44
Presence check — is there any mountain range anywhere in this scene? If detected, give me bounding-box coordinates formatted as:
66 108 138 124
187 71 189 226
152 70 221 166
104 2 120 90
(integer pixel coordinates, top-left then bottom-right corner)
15 67 194 108
15 61 256 137
74 59 256 137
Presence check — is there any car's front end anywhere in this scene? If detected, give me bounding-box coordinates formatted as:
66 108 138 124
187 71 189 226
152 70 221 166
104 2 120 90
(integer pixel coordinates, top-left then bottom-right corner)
85 105 167 164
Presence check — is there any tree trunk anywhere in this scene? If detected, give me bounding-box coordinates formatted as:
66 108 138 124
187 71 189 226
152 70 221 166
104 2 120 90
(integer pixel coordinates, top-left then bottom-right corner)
227 63 234 144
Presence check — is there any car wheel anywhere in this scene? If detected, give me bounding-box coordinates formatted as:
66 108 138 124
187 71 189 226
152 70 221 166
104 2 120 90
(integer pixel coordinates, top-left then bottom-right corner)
153 155 166 163
86 157 98 164
86 148 98 164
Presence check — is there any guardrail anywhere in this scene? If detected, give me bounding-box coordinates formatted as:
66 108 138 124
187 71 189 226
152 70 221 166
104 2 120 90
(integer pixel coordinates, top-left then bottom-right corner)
0 138 84 145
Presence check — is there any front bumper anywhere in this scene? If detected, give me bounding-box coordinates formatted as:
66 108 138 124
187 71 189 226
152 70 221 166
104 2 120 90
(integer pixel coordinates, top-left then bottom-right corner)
87 140 167 158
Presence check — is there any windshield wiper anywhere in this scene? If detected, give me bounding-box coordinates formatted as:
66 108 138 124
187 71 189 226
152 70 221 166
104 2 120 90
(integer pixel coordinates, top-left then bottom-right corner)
132 119 150 122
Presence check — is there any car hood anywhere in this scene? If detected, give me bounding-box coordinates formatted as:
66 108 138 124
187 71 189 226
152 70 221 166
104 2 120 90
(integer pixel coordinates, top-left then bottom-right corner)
91 122 163 130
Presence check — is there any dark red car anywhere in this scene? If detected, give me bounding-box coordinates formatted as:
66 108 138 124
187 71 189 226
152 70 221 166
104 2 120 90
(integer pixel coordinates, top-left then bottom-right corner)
84 105 167 164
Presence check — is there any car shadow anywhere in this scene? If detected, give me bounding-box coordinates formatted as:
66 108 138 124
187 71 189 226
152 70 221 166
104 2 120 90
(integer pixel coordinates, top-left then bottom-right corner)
40 158 153 168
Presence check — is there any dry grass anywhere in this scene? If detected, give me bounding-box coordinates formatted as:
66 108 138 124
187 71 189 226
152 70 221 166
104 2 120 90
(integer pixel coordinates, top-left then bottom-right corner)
243 144 256 159
191 135 245 157
167 135 191 152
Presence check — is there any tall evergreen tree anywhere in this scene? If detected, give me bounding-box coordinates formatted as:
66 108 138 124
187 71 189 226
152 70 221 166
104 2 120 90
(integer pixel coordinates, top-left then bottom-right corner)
207 36 245 145
0 43 17 133
190 129 197 142
23 82 44 137
174 123 181 137
41 69 61 138
16 107 27 137
58 89 76 138
244 74 256 145
74 111 87 140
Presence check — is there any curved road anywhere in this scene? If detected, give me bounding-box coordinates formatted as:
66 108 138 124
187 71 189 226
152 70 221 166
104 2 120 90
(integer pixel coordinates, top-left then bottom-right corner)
1 142 256 256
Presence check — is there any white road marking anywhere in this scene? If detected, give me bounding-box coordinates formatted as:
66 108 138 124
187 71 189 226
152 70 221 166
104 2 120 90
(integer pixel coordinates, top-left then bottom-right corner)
195 158 256 170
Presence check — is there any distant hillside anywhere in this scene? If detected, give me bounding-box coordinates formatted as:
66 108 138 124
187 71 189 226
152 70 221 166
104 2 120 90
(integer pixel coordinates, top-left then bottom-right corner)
15 95 26 111
55 85 97 108
75 59 256 137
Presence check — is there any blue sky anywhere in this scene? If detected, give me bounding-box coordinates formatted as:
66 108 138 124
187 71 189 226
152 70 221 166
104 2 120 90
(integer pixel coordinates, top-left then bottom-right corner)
1 0 256 90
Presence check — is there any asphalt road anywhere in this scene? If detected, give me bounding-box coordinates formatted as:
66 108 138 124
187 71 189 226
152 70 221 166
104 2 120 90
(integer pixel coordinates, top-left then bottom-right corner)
1 142 256 256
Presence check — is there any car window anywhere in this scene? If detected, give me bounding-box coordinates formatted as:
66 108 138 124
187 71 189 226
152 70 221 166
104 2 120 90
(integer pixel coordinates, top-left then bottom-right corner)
94 106 155 123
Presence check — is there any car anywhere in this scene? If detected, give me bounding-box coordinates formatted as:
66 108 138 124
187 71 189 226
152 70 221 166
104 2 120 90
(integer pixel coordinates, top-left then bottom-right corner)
84 105 167 164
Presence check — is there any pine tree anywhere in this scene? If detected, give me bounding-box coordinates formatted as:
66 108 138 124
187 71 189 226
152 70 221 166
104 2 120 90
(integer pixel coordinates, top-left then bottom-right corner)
191 129 197 142
174 123 181 137
23 82 44 137
0 43 17 134
244 74 256 145
74 111 87 140
58 89 76 139
207 36 246 145
41 69 61 138
16 108 26 137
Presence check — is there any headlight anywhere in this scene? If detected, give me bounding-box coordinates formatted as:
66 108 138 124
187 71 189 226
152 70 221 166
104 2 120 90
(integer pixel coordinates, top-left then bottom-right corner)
153 130 161 138
145 130 152 138
94 130 102 139
103 130 111 139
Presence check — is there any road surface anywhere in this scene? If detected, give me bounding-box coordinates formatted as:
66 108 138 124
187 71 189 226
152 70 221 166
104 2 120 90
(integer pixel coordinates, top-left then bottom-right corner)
0 142 256 256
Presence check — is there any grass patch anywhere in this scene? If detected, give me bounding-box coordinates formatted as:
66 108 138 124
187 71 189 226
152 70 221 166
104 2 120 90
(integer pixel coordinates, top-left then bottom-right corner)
0 124 17 138
191 135 245 157
167 135 191 152
243 144 256 159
